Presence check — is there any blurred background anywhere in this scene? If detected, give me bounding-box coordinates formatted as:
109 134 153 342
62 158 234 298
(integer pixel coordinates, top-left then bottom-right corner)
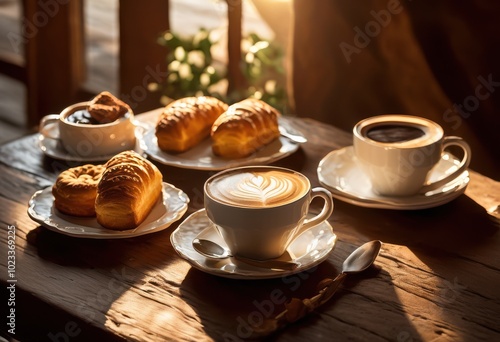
0 0 498 180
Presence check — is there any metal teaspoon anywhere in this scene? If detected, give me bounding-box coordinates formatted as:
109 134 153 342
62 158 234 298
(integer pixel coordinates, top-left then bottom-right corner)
252 240 382 337
192 238 299 271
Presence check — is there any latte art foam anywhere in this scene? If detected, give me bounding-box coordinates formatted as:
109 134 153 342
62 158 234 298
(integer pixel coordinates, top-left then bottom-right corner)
207 170 308 207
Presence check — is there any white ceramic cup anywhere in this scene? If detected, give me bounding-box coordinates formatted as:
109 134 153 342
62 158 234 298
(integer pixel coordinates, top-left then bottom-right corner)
353 115 471 196
39 102 136 158
204 166 334 260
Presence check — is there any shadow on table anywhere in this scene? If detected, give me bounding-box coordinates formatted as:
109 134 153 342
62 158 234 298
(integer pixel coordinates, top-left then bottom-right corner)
24 225 180 341
335 193 498 257
179 254 420 341
333 193 499 340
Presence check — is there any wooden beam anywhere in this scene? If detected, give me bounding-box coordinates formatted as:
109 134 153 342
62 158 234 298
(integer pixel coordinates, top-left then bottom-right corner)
118 0 170 114
226 0 246 97
22 0 86 127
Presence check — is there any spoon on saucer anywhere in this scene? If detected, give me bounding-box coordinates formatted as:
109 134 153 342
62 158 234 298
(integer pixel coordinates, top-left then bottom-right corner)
192 238 299 271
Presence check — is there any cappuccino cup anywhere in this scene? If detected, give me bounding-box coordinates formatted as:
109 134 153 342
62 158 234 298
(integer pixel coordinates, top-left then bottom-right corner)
39 102 136 158
204 166 334 260
353 115 471 196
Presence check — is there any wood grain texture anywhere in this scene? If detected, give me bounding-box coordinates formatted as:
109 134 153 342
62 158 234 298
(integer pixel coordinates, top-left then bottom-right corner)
1 112 499 341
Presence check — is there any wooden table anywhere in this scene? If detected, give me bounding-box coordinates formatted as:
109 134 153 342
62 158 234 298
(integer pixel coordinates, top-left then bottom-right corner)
1 110 499 342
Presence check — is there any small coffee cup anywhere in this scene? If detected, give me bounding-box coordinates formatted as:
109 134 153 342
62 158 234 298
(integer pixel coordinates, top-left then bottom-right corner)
353 114 471 196
204 166 334 260
39 101 136 158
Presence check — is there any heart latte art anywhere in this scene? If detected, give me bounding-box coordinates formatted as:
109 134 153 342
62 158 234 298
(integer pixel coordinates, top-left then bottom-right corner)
207 170 309 207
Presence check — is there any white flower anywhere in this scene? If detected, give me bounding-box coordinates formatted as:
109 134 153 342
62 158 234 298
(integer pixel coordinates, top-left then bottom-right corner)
168 60 180 71
174 46 186 61
265 80 277 94
178 63 192 79
200 73 211 86
187 50 205 68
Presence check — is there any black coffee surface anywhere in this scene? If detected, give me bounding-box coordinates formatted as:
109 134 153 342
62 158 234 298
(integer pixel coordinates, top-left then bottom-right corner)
66 110 101 125
367 125 425 143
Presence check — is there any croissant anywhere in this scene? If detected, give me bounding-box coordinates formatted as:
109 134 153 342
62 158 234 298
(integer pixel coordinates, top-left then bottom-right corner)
211 98 281 158
155 96 228 153
95 150 163 230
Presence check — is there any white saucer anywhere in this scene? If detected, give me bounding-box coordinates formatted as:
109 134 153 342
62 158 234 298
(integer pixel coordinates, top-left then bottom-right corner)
317 146 470 210
27 182 189 238
141 117 303 171
170 209 337 279
38 122 145 162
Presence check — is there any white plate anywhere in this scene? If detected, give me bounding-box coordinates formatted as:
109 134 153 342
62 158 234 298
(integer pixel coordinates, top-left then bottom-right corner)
141 117 303 170
27 182 189 238
38 122 145 162
317 146 470 210
170 209 337 279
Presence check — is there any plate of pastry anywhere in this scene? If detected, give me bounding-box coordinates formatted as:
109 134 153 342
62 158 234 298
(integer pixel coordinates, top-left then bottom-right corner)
140 97 304 170
27 151 190 238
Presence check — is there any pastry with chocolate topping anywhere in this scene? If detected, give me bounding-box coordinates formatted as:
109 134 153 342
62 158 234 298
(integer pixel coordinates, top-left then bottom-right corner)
88 91 131 124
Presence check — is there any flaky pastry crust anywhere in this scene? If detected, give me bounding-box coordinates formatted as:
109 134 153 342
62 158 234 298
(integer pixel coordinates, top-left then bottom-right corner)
95 150 163 230
155 96 228 153
211 98 281 158
52 164 105 217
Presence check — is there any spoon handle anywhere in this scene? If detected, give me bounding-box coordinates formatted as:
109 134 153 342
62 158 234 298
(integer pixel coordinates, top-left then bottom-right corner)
251 273 347 338
279 126 307 143
235 256 299 271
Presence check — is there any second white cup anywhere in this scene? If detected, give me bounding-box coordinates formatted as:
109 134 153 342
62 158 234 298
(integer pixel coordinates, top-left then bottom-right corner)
39 101 136 158
353 115 471 196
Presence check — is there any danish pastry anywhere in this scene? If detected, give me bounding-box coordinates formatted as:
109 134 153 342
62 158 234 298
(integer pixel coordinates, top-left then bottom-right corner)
52 164 105 216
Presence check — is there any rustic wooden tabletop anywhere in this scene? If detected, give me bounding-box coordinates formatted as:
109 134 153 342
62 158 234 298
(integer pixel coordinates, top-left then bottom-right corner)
1 110 499 341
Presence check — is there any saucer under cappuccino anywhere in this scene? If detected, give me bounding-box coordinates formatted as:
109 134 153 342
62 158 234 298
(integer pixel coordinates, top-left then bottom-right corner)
204 166 334 260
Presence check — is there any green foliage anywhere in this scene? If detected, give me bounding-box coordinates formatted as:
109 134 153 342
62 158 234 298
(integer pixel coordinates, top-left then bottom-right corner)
152 28 288 113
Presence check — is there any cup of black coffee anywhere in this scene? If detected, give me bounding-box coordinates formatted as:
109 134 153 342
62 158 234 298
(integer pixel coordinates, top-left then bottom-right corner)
39 102 136 158
353 115 471 196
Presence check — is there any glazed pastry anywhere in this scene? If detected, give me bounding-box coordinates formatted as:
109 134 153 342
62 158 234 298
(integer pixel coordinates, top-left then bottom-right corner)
88 91 131 124
52 164 105 217
211 98 280 158
95 150 163 230
155 96 228 153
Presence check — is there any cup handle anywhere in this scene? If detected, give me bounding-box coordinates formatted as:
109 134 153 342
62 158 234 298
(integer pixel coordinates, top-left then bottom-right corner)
294 187 334 238
39 114 61 139
420 136 471 193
